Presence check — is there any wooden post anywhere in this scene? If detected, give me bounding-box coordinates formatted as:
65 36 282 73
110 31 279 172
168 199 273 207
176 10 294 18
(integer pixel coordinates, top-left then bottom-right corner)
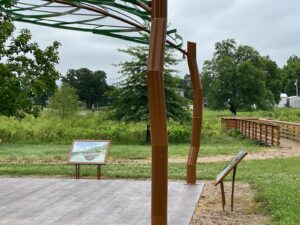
147 1 168 224
277 126 280 146
265 125 268 146
259 124 262 143
255 123 257 141
248 121 250 137
220 180 226 211
271 126 274 146
186 42 203 184
231 166 237 212
252 122 255 139
241 120 243 135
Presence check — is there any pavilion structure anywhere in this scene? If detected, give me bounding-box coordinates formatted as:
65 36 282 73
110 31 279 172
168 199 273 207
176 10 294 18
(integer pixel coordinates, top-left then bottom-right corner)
0 1 203 224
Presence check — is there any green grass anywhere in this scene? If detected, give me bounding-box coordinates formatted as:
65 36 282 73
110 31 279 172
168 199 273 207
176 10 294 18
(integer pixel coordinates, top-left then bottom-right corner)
0 138 264 163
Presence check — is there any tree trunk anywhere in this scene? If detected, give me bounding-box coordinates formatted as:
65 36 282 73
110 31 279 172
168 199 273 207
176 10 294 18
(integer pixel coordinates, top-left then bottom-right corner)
146 123 151 144
229 103 237 115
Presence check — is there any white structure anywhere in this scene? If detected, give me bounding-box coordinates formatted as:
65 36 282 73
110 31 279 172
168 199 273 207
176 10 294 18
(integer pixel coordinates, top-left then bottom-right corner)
278 93 288 108
288 96 300 108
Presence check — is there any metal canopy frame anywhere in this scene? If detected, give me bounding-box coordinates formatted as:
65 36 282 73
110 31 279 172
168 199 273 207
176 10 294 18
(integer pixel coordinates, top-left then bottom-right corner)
0 1 203 224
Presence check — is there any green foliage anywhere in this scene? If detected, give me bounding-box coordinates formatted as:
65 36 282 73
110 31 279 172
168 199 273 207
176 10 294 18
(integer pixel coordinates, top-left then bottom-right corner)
48 83 78 119
238 108 300 122
202 39 280 114
0 112 191 144
281 55 300 96
62 68 110 108
181 74 193 100
0 19 60 118
0 108 299 144
111 45 190 123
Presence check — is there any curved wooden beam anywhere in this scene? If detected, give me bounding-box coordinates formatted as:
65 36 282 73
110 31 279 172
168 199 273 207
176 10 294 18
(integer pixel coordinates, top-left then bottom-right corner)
186 41 203 184
147 0 168 224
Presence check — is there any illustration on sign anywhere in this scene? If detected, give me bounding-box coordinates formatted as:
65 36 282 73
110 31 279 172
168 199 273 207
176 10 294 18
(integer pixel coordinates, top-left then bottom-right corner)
68 141 110 164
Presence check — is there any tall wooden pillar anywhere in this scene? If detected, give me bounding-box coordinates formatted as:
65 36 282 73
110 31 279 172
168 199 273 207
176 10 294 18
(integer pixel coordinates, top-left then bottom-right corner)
147 0 168 224
186 42 203 184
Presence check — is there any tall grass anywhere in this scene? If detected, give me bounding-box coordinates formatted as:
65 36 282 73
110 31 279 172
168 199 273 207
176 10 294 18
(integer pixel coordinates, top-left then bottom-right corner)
1 108 298 144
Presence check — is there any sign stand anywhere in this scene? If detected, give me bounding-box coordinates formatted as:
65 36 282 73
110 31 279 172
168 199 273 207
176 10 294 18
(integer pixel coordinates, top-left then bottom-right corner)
215 150 247 211
231 166 237 211
75 164 101 180
219 166 237 211
68 140 110 180
220 180 226 211
97 165 101 180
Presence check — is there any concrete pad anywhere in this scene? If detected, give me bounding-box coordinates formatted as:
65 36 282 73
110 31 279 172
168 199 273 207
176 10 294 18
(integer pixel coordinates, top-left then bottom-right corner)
0 178 203 225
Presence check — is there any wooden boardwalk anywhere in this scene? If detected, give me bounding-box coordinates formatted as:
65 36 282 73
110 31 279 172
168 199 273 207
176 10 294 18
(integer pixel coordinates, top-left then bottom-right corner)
0 178 203 225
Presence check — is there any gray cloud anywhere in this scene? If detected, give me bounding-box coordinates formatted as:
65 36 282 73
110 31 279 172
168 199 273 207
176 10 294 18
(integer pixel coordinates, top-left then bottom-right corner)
15 0 300 84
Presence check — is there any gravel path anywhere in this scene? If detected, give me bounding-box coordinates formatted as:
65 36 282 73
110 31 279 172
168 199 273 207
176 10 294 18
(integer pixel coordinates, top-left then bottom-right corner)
190 182 269 225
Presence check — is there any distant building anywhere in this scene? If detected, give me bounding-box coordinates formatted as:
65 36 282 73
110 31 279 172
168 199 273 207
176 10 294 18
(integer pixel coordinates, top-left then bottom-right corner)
278 93 288 108
278 93 300 108
288 96 300 108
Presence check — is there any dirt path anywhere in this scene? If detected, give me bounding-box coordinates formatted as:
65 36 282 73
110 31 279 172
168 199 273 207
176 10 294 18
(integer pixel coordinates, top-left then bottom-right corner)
190 181 269 225
110 138 300 164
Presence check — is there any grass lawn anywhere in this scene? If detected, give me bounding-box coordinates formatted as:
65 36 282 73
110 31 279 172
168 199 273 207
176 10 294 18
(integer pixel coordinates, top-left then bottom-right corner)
0 138 264 163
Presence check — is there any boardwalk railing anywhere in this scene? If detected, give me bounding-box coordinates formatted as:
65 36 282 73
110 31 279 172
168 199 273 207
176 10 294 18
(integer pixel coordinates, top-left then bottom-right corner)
222 117 280 146
261 119 300 142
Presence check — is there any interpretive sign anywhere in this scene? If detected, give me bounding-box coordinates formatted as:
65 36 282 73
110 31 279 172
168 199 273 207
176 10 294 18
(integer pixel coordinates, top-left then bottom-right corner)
214 150 248 211
67 140 110 180
68 140 110 164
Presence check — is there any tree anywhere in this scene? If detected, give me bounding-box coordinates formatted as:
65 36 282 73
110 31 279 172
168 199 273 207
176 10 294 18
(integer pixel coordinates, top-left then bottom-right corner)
0 19 60 118
202 39 276 115
48 83 78 119
62 68 109 109
281 55 300 96
180 74 193 100
261 56 282 103
111 45 189 142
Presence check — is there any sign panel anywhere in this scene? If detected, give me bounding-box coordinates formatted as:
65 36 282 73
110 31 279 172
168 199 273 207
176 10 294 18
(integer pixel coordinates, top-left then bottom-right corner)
68 140 110 164
215 150 247 185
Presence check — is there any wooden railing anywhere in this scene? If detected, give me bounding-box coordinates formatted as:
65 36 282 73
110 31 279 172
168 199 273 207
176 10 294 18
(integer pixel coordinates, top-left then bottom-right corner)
222 117 280 146
260 119 300 142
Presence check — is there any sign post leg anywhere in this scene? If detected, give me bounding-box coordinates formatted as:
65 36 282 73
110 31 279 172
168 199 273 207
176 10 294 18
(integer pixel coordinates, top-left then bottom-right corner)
231 166 237 212
77 165 80 179
75 164 78 179
220 180 226 211
97 165 101 180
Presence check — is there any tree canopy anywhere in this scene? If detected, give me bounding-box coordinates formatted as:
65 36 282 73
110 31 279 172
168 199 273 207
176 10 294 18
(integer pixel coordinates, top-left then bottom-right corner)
0 19 60 118
202 39 280 114
48 83 78 119
281 55 300 96
111 45 190 123
62 68 109 109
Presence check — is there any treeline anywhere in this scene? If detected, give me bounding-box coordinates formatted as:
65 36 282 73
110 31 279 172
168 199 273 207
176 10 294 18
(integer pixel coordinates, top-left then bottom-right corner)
202 39 300 114
1 19 300 121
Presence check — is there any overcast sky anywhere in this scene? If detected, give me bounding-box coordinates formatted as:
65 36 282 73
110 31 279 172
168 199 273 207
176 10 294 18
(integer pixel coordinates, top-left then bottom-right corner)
15 0 300 84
